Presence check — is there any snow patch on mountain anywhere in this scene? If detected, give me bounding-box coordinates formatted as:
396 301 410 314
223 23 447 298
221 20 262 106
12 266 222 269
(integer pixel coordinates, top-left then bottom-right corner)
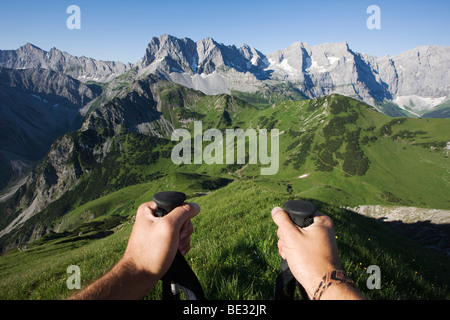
327 56 340 65
267 58 300 79
305 57 327 73
394 95 448 113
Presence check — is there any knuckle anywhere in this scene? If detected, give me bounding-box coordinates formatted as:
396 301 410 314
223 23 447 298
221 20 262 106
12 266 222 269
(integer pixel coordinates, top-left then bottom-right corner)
320 215 334 228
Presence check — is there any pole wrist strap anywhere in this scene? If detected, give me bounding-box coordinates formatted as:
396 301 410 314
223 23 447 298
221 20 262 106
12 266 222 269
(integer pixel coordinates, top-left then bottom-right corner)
312 270 355 300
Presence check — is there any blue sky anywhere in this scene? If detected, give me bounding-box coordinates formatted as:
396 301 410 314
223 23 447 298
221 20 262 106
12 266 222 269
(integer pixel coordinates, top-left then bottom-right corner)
0 0 449 63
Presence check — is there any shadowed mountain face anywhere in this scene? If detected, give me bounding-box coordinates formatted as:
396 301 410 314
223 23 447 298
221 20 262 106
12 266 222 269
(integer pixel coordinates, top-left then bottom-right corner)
0 67 100 189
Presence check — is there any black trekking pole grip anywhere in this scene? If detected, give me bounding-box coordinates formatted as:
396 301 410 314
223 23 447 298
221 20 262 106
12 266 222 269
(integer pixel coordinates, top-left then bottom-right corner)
151 191 205 300
274 200 317 300
152 191 187 217
283 200 316 228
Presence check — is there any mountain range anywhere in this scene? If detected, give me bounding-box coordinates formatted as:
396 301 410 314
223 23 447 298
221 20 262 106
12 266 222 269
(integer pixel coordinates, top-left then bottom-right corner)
137 35 450 117
0 35 449 245
0 35 448 187
0 35 449 300
2 35 450 114
0 42 132 82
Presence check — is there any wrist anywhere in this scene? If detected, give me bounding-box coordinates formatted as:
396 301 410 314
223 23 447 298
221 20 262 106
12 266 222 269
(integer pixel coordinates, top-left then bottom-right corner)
311 270 362 300
69 257 158 300
300 264 341 298
117 257 159 296
319 281 365 300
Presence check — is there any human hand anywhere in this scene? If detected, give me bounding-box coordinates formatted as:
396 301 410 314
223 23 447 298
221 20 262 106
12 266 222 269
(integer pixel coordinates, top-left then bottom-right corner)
70 201 200 300
271 207 342 298
122 201 200 287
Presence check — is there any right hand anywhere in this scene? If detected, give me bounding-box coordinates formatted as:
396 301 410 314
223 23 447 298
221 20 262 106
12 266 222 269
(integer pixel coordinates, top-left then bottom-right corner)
271 207 343 298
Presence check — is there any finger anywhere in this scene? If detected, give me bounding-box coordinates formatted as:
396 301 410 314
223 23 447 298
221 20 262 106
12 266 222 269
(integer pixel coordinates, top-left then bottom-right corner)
279 248 286 260
137 201 158 221
271 207 299 233
312 212 334 228
180 220 194 242
178 231 191 255
165 202 200 231
277 240 286 260
276 227 284 241
179 241 191 256
277 238 284 251
276 227 281 238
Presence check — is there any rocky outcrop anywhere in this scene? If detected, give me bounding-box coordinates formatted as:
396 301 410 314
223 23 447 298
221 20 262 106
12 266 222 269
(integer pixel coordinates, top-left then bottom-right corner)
349 205 450 256
350 205 450 225
82 77 175 138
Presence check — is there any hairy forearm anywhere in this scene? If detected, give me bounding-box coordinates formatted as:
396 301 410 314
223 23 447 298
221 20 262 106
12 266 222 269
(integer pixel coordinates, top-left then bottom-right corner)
69 259 157 300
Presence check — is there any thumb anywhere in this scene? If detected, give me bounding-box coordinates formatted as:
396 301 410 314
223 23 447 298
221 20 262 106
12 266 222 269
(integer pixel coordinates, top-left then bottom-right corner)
271 207 299 233
164 202 200 231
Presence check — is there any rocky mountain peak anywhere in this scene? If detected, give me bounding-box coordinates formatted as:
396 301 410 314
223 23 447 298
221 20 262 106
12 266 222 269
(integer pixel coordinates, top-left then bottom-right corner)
0 44 132 83
140 34 196 74
135 35 449 113
138 34 271 85
22 42 42 52
2 35 449 116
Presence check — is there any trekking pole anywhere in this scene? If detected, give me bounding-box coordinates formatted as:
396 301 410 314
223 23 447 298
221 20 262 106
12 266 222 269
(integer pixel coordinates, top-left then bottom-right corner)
152 191 205 300
274 200 316 300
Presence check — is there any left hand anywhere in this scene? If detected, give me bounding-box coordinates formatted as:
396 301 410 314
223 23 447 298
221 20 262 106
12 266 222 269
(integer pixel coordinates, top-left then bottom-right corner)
122 201 200 283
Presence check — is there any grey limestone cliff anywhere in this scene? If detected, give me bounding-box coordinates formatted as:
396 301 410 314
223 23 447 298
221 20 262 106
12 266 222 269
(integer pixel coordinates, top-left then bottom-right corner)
136 35 450 115
0 43 132 83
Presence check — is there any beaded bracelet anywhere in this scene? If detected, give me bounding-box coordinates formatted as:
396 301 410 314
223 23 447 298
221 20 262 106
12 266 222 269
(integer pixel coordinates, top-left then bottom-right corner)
312 270 355 300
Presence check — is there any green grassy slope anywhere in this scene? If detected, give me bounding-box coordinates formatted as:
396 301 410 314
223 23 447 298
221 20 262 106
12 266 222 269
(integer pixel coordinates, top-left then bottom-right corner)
422 101 450 119
0 179 448 300
232 95 450 209
149 90 449 211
